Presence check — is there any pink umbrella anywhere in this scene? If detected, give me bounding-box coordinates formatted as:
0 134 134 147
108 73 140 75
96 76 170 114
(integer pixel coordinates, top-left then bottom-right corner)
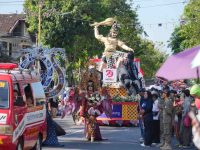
156 45 200 81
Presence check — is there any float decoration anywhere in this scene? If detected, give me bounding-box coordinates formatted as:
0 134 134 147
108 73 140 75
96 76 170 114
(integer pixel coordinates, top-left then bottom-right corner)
19 46 66 99
90 18 144 126
92 18 144 96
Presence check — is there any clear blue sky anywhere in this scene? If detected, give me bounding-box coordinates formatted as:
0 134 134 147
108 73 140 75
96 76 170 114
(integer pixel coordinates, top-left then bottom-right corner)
132 0 187 54
0 0 187 54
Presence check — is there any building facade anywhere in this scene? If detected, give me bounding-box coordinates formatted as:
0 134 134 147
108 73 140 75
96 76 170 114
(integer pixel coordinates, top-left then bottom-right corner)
0 14 35 60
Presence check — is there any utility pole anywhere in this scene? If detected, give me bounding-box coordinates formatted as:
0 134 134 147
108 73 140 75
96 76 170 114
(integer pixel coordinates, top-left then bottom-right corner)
38 0 43 46
36 0 71 46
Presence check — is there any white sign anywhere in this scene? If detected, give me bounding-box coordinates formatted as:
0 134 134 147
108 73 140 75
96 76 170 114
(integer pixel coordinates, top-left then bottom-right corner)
12 108 46 143
103 69 117 83
0 113 7 124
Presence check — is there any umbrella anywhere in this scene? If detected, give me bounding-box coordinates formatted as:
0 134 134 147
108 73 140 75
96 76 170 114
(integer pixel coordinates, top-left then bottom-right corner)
156 45 200 81
192 50 200 68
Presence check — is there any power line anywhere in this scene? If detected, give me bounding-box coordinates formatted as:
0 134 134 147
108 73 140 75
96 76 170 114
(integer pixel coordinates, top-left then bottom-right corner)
0 1 24 7
0 1 24 3
0 0 24 6
131 0 162 3
0 1 188 11
138 1 188 9
0 4 24 6
0 0 187 6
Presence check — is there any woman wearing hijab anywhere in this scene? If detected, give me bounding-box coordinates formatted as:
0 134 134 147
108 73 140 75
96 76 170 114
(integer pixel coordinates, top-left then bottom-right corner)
140 91 153 147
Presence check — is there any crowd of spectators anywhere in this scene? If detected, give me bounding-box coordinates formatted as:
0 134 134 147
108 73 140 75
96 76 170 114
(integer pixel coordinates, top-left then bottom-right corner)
137 81 196 150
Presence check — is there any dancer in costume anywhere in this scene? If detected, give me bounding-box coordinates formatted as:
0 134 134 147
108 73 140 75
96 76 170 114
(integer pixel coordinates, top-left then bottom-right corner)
80 80 103 141
79 66 112 142
43 85 65 147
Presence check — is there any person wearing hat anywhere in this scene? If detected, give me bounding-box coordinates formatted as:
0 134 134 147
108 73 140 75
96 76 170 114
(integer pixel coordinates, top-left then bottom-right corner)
160 90 173 150
190 84 200 109
157 90 165 147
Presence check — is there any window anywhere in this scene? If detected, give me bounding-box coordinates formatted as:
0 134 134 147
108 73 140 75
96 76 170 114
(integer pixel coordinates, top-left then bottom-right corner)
13 83 24 106
13 83 21 95
0 81 9 109
23 84 34 107
31 82 46 106
9 43 12 56
2 41 7 51
13 21 23 36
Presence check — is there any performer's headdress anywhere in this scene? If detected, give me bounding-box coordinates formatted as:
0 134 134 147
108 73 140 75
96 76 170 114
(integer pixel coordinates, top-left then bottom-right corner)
79 62 101 92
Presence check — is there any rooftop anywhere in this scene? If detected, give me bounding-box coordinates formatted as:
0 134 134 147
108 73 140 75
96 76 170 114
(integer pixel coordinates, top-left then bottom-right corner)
0 14 25 35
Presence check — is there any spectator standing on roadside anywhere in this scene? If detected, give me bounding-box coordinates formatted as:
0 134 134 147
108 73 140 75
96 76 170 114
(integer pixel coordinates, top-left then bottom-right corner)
152 92 160 144
137 89 145 142
49 97 59 118
179 89 192 148
157 91 165 147
160 90 173 150
140 91 153 147
173 94 183 146
170 90 176 138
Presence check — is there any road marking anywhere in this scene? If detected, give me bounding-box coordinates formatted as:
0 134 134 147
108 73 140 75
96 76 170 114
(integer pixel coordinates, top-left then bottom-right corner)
65 129 84 136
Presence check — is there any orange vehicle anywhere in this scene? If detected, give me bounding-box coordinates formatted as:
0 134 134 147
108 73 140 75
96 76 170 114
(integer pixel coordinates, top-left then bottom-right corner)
0 63 47 150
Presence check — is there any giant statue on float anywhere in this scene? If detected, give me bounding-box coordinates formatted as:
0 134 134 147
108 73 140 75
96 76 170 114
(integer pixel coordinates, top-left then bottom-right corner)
91 18 143 95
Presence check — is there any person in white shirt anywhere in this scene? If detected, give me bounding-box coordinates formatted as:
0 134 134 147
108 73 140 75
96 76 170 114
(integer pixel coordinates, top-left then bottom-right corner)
152 92 160 144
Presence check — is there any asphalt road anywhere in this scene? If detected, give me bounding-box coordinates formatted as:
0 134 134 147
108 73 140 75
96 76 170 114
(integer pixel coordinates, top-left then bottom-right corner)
43 116 197 150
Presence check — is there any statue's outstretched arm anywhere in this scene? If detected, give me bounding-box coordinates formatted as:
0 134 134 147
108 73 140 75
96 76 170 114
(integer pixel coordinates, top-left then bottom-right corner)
94 26 105 43
118 40 134 51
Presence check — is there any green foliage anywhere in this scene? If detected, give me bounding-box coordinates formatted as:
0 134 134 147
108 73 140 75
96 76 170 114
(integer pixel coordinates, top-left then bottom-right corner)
169 0 200 53
139 40 167 78
112 95 138 102
24 0 165 82
168 27 185 54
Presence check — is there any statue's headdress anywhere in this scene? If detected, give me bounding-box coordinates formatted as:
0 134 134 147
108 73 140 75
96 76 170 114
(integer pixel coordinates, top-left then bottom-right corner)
110 22 120 34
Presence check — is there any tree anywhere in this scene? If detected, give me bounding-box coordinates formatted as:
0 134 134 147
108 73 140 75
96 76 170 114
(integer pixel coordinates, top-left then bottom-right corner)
24 0 165 81
169 0 200 53
24 1 142 54
139 40 167 78
168 27 185 54
182 0 200 48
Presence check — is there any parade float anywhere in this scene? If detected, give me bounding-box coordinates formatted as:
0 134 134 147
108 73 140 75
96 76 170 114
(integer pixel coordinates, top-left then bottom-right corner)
90 56 144 126
88 18 145 126
19 46 67 99
33 18 145 129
